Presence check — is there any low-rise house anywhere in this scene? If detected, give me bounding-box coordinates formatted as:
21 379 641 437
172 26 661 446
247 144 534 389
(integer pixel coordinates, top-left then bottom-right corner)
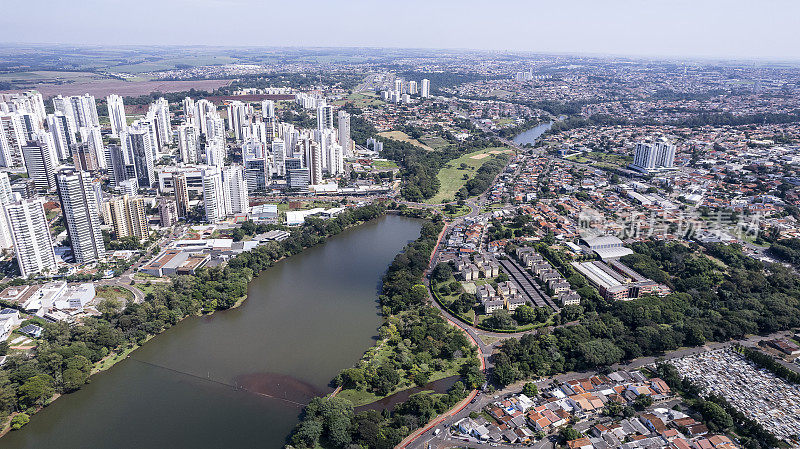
460 264 480 281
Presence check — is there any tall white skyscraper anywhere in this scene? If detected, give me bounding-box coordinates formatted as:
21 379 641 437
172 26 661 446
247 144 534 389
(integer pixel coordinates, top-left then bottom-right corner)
0 113 25 168
0 172 15 250
408 80 418 95
106 94 127 137
223 165 249 215
202 166 227 223
56 170 106 264
69 94 99 128
177 124 200 164
316 103 334 130
182 97 196 125
205 114 227 167
632 138 676 172
79 126 106 169
227 101 248 142
271 138 286 177
6 198 57 278
309 142 323 185
46 113 73 161
52 95 77 137
22 131 59 191
337 110 351 157
126 126 156 188
394 78 403 94
421 79 431 98
261 100 275 119
147 98 172 150
195 99 215 136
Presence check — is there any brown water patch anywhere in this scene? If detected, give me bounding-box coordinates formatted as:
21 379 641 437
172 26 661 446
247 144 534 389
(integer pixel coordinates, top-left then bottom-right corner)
235 372 328 406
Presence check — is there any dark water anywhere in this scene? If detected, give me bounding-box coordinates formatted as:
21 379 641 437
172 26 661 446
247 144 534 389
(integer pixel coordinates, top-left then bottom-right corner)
512 121 553 146
2 215 422 449
354 376 460 414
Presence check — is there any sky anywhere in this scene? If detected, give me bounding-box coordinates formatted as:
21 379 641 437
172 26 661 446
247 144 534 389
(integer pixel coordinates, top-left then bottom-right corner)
2 0 800 61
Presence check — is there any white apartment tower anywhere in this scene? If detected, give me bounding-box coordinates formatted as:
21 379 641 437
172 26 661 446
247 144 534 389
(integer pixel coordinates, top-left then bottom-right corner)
56 170 106 264
205 114 227 167
6 198 57 278
421 79 431 98
632 138 676 172
337 110 351 156
106 94 127 137
223 165 249 215
177 124 200 164
22 131 59 191
202 167 227 223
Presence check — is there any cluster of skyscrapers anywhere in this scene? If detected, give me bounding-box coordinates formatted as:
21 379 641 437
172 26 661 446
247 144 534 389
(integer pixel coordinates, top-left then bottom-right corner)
0 86 355 278
381 78 430 103
631 138 676 173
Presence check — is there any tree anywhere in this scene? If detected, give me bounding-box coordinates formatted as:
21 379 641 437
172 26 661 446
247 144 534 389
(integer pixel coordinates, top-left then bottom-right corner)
485 310 516 330
604 401 623 417
522 382 538 397
338 368 365 389
18 374 55 409
634 394 654 410
10 413 29 430
514 305 536 324
560 426 582 442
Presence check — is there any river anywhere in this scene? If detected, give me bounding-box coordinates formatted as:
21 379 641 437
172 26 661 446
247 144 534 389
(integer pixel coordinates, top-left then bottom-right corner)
511 121 553 146
2 215 422 449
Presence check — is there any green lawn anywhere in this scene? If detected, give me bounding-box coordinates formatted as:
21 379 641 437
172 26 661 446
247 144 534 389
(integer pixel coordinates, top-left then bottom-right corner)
420 136 451 150
426 147 512 204
371 160 399 170
442 204 472 219
96 286 134 304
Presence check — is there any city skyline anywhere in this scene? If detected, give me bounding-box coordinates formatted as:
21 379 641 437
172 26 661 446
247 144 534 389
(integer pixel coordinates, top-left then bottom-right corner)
1 0 800 61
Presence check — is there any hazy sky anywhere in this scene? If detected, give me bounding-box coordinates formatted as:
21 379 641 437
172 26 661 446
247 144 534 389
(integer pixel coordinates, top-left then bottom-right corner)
3 0 800 60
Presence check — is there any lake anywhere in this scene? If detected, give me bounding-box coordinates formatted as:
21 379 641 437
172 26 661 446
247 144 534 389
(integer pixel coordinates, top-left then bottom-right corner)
2 215 422 449
512 121 553 146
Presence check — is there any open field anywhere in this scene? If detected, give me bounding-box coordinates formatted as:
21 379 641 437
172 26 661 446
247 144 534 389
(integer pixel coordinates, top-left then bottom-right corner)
0 79 232 99
378 131 434 151
332 91 384 108
420 135 450 150
426 147 512 204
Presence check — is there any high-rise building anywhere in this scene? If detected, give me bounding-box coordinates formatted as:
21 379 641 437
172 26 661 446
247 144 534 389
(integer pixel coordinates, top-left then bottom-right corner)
52 95 77 136
72 95 99 128
56 170 105 264
177 124 199 164
5 198 57 278
337 110 351 157
309 141 323 185
205 114 226 166
408 80 418 95
271 138 286 177
316 103 334 130
159 199 177 227
182 97 195 125
126 126 156 188
0 113 25 167
0 172 15 250
287 168 310 190
394 78 403 94
261 100 275 119
173 172 190 218
106 94 127 137
46 113 73 161
421 79 431 98
227 101 248 142
632 138 676 173
147 98 171 150
102 195 148 241
78 125 105 169
195 99 215 136
202 167 227 223
22 131 59 191
223 165 249 215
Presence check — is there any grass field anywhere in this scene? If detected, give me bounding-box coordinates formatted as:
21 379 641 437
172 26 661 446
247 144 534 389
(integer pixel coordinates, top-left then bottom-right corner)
332 92 385 108
425 147 512 204
378 131 434 151
96 286 134 304
420 135 450 150
371 159 399 170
